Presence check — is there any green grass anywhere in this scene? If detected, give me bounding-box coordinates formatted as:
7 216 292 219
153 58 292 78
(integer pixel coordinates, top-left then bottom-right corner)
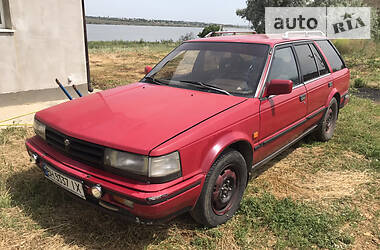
235 193 360 249
333 97 380 170
334 40 380 89
88 40 179 52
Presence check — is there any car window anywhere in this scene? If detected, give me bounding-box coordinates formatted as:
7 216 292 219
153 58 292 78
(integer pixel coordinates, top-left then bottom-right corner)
203 50 225 72
155 50 199 79
316 40 345 72
146 42 269 96
309 43 329 76
267 47 300 86
294 44 319 82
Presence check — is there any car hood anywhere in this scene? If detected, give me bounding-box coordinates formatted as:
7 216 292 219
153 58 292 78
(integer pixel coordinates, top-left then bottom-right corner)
37 83 247 155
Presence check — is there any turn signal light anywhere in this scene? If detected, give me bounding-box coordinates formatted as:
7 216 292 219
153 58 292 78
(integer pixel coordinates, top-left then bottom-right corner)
253 131 259 140
112 194 134 208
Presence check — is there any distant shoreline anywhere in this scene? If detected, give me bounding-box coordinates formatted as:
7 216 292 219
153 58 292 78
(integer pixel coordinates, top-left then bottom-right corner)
86 16 248 29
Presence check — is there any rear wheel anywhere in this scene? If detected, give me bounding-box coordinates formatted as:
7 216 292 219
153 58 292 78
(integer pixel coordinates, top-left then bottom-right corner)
190 149 247 227
315 98 338 141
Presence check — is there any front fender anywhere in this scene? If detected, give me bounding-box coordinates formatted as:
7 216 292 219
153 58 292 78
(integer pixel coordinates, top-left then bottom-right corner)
200 131 253 173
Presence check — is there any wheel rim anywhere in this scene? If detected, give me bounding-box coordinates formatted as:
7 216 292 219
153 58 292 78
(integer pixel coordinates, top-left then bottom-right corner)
211 166 238 215
325 107 335 133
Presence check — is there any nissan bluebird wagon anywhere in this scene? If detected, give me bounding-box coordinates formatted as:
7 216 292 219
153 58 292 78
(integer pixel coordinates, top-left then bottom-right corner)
26 31 350 227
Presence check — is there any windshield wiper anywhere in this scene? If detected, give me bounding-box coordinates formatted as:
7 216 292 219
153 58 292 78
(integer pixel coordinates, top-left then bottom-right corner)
179 80 231 96
144 76 166 85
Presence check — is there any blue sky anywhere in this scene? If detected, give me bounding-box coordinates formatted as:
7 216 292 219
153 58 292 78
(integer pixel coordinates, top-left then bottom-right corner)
85 0 249 26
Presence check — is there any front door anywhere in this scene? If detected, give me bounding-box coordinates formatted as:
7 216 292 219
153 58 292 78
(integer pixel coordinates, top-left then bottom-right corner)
255 45 307 163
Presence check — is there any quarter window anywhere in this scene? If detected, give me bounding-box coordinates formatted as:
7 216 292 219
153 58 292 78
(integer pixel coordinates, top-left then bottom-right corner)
267 47 300 86
316 40 345 72
294 44 319 82
0 0 5 29
310 44 329 76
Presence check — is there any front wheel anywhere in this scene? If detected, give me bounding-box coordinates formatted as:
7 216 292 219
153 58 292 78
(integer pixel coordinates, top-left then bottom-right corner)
190 149 247 227
315 98 338 141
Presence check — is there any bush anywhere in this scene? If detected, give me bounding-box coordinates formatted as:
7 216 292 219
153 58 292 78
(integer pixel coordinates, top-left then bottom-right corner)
354 78 367 88
332 40 379 57
198 24 222 38
178 32 195 42
333 39 355 55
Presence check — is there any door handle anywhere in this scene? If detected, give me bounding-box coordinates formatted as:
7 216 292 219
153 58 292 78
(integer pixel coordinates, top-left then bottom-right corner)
328 82 333 88
299 94 306 102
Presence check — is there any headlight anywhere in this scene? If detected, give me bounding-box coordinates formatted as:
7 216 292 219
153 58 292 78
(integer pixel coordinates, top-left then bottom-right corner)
104 149 149 176
149 152 181 178
33 118 46 140
104 149 181 182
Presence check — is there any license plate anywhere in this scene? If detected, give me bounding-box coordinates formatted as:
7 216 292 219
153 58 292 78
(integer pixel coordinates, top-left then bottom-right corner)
42 163 86 200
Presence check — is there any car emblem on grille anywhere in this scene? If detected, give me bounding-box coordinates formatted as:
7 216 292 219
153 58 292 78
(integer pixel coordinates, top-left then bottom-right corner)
64 139 70 150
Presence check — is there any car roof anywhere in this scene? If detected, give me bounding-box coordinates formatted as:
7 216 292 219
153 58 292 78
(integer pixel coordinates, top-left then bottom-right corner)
188 34 326 46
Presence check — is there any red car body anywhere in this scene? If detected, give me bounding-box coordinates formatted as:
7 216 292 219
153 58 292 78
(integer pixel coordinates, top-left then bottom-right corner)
26 34 350 224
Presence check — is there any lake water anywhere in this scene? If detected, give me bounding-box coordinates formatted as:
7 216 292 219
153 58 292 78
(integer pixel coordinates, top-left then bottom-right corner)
86 24 250 42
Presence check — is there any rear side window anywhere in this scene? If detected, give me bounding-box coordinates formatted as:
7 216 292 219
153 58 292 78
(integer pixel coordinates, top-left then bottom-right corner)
309 44 329 76
294 44 319 82
316 40 345 72
268 47 300 86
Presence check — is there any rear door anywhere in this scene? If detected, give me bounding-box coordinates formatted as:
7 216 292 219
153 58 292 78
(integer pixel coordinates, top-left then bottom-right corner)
315 40 350 105
256 45 307 163
294 43 331 117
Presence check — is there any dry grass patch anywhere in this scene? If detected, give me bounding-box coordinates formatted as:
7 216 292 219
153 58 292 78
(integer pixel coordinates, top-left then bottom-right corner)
254 154 372 201
89 42 176 90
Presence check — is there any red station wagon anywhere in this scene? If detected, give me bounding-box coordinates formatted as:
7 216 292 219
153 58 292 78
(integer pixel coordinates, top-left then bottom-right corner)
26 32 350 227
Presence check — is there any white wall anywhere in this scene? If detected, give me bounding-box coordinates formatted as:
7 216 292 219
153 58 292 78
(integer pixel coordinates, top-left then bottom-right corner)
0 0 87 94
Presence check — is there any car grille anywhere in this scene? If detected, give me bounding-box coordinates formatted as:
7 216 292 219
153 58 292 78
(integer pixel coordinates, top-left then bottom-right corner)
45 127 105 167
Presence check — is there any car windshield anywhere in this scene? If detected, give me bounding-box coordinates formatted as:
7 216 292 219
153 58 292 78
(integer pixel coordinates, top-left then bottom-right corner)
143 42 270 96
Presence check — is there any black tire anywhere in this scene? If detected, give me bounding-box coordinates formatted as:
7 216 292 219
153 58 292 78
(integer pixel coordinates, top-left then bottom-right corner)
190 149 247 227
315 98 338 141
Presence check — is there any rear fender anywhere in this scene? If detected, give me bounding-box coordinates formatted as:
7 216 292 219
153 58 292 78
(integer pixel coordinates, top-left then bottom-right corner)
325 88 340 107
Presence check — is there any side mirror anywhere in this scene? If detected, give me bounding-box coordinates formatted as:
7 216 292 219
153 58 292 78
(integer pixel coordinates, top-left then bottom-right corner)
145 66 152 74
266 79 293 96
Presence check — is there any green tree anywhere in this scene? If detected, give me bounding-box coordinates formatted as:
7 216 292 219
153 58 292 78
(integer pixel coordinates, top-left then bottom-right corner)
236 0 306 33
307 0 364 6
198 24 223 38
373 9 380 40
236 0 371 34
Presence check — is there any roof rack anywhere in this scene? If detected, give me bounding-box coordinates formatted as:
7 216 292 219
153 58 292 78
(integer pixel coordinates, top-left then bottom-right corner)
282 30 326 39
205 31 257 38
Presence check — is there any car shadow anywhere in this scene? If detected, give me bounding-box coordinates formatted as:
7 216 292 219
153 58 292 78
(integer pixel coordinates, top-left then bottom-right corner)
251 135 315 178
6 167 199 249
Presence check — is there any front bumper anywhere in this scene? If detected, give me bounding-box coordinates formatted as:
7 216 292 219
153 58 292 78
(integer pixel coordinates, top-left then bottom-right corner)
25 136 203 224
